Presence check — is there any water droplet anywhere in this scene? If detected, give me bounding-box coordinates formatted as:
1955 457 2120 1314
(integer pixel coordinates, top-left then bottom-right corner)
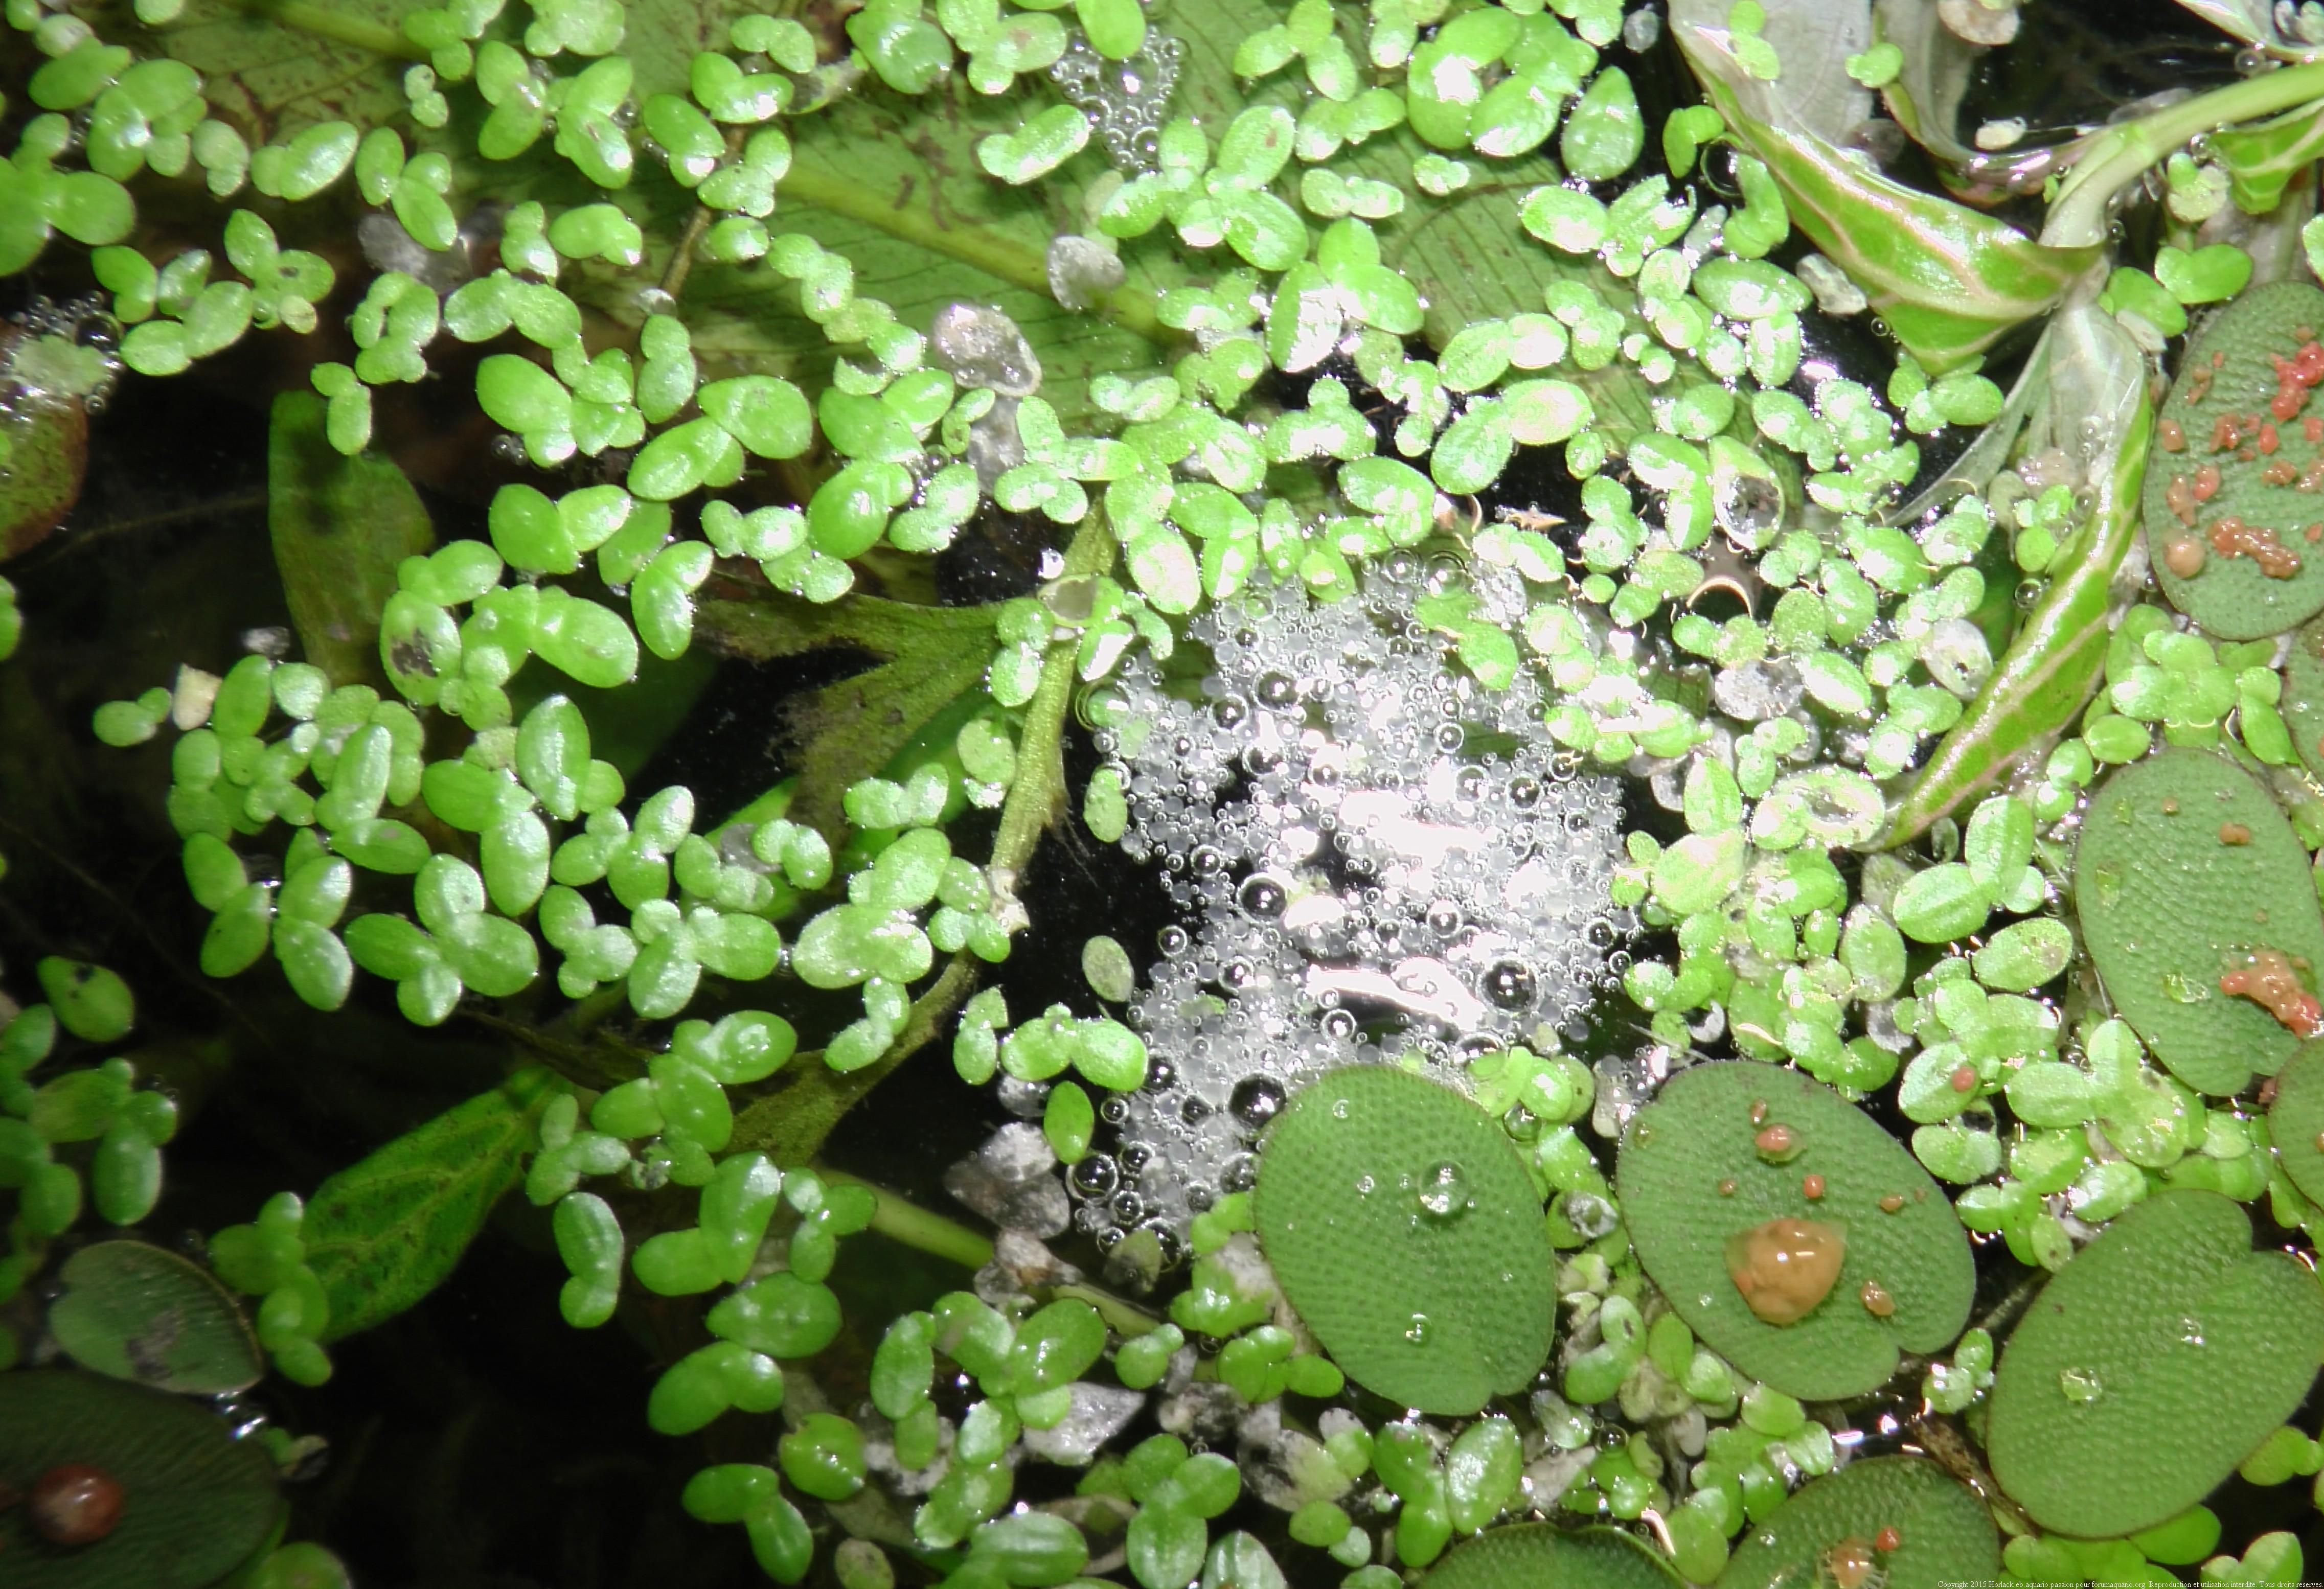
1331 1098 1352 1120
1355 1174 1376 1195
1417 1161 1472 1222
1230 1074 1288 1129
2161 971 2214 1004
1754 1123 1804 1163
2177 1315 2205 1346
1236 874 1288 919
1483 959 1536 1009
1404 1312 1432 1344
1858 1279 1895 1318
2058 1366 2104 1402
1255 670 1298 707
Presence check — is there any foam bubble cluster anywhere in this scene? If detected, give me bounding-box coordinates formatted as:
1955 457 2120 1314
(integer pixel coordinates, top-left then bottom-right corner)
1073 556 1635 1249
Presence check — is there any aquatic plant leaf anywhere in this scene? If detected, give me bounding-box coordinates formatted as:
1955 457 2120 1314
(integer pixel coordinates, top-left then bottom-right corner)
2072 749 2324 1096
1715 1457 1998 1589
49 1240 263 1395
1671 0 2093 373
2282 615 2324 784
116 0 739 138
1986 1190 2324 1538
2266 1040 2324 1206
301 1067 556 1340
0 332 90 559
1615 1062 1975 1401
1871 0 1987 168
1886 309 2150 843
0 1369 283 1589
1424 1524 1683 1589
268 391 435 687
1253 1065 1557 1416
2147 281 2324 640
695 593 999 842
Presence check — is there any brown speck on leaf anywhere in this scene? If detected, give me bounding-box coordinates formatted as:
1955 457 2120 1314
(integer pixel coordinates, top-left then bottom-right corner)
1875 1526 1903 1553
1859 1279 1896 1317
1878 1193 1905 1213
2220 821 2253 845
1716 1177 1737 1196
1802 1173 1825 1200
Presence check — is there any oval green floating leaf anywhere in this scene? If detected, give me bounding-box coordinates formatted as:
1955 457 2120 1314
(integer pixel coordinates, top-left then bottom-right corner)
1715 1457 1997 1589
2147 280 2324 640
1615 1062 1975 1401
1425 1524 1682 1589
2268 1040 2324 1206
1254 1065 1556 1416
2073 748 2324 1096
2283 613 2324 785
1986 1190 2324 1538
49 1242 263 1395
0 1369 282 1589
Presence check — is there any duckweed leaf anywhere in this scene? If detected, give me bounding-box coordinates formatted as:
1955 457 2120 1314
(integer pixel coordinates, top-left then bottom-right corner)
301 1068 555 1340
1615 1062 1975 1401
2146 281 2324 641
2072 749 2324 1096
49 1240 263 1394
1986 1190 2324 1538
1424 1524 1683 1589
1253 1065 1557 1416
0 1369 283 1589
1714 1457 1998 1589
2265 1040 2324 1207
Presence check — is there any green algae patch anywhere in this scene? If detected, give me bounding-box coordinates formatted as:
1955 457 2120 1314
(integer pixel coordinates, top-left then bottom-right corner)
1253 1065 1557 1417
1425 1523 1683 1589
1715 1457 1999 1589
1986 1190 2324 1539
2073 748 2324 1096
1615 1063 1974 1402
2147 280 2324 640
0 1369 284 1588
2267 1041 2324 1206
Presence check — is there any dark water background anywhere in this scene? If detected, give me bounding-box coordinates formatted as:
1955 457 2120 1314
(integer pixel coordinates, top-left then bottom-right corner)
4 0 2324 1582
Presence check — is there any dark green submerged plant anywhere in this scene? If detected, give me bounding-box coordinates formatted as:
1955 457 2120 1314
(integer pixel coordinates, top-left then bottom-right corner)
10 0 2324 1582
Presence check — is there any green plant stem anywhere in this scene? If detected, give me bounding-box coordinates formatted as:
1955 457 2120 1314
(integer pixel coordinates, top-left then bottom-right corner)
728 512 1118 1166
776 166 1168 348
814 1165 994 1270
230 0 423 58
2046 64 2324 245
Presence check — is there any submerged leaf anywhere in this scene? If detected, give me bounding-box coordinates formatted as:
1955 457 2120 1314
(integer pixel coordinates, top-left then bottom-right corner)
301 1068 556 1339
269 391 436 686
